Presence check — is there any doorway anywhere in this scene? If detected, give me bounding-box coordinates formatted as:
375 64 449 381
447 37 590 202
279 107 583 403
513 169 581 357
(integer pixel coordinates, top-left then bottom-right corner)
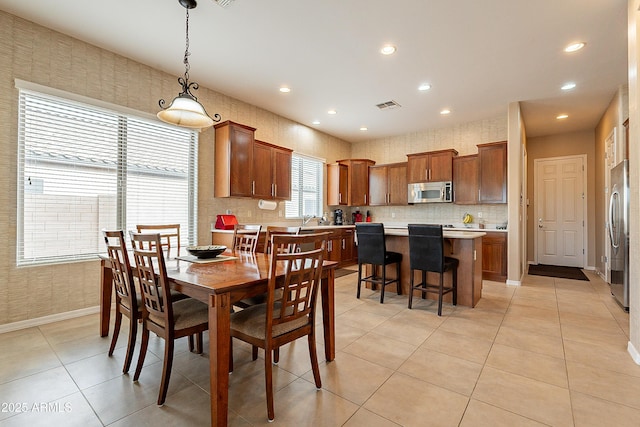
534 155 586 267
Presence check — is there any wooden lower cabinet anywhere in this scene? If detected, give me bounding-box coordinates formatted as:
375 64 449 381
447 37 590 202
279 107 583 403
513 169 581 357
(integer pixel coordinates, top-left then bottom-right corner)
482 232 507 281
304 227 356 267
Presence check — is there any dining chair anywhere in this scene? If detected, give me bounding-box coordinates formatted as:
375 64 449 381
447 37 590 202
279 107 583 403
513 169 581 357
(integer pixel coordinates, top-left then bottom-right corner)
355 223 402 303
407 224 459 316
230 232 329 421
135 224 181 258
263 225 300 254
231 224 262 254
130 232 209 405
102 230 139 374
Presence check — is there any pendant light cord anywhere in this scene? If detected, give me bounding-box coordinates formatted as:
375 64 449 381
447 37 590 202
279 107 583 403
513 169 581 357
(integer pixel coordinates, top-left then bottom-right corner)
183 8 191 81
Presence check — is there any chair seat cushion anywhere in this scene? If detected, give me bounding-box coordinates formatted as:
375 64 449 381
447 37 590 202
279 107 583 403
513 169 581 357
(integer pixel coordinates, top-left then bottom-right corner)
384 251 403 264
230 303 309 340
149 298 208 330
444 256 459 270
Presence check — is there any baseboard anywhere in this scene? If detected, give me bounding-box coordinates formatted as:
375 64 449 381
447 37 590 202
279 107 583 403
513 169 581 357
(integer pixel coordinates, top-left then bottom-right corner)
506 279 521 286
628 341 640 365
0 306 100 334
585 265 595 271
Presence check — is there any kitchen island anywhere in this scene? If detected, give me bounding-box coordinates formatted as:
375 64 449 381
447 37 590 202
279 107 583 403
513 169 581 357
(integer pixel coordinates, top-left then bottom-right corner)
381 227 485 307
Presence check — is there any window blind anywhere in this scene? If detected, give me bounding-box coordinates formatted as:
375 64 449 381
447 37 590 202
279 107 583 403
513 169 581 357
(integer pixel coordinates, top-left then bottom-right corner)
285 154 323 218
17 89 198 265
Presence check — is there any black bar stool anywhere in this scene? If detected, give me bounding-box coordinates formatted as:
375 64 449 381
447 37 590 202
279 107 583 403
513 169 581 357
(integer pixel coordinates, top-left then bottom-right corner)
407 224 459 315
355 223 402 303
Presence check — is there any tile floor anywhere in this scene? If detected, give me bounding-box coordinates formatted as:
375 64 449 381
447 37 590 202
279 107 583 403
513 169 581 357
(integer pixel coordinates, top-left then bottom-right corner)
1 269 639 426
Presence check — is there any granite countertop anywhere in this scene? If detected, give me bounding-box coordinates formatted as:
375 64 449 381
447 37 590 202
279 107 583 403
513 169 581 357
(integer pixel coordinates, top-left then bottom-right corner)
383 227 486 239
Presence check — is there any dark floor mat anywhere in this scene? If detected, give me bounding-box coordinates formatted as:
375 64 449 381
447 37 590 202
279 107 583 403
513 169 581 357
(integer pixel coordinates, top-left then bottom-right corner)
528 264 589 281
335 268 357 278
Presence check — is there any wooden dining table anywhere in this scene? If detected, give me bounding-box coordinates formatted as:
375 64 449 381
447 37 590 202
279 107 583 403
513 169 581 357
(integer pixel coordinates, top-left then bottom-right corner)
99 251 338 426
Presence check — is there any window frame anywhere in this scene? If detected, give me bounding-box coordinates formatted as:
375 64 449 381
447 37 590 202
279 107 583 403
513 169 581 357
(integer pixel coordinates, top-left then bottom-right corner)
285 153 325 219
15 80 198 266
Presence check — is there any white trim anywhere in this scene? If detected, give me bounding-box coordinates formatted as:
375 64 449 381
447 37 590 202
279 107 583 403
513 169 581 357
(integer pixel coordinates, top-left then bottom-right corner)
293 151 326 164
14 78 159 124
0 306 100 334
628 341 640 365
506 279 522 286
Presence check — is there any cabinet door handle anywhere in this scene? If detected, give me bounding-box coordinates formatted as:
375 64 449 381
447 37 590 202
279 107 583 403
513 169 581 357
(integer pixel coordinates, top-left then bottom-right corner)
252 181 255 195
273 183 277 197
339 193 342 203
342 239 345 250
364 194 367 204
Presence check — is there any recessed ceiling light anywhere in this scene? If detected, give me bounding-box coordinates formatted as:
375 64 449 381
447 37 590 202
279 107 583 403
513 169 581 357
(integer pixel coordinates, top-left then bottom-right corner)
561 82 577 91
360 127 368 131
418 83 432 91
556 114 569 120
564 42 585 53
380 44 396 55
279 86 291 93
327 109 337 115
440 109 451 115
312 120 320 125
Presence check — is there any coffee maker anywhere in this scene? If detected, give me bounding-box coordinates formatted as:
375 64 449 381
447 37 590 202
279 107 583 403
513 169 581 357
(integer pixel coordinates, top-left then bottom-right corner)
333 209 343 225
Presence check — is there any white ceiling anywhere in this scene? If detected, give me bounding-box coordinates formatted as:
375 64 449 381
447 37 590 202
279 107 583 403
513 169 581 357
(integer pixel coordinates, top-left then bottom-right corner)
0 0 628 143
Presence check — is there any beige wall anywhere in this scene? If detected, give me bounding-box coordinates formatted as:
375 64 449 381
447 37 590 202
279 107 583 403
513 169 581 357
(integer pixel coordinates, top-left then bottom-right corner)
627 0 640 360
0 11 351 326
349 116 509 226
525 130 597 268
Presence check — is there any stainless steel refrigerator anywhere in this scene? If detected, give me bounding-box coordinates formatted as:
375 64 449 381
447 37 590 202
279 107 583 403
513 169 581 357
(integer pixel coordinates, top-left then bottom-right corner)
608 159 629 311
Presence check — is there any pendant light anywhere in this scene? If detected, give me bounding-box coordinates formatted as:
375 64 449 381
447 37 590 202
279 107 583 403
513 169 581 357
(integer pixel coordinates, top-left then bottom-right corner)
157 0 221 130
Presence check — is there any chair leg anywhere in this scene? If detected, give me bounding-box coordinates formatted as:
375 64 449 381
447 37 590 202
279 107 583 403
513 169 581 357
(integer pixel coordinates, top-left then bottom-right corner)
108 309 122 357
123 314 137 374
158 336 174 405
308 332 322 389
273 348 280 364
421 271 427 299
229 337 234 373
437 274 444 316
356 263 363 299
408 269 414 309
188 335 194 352
252 345 258 361
380 264 386 303
195 332 203 354
264 345 275 421
133 325 149 381
396 261 402 295
452 268 458 306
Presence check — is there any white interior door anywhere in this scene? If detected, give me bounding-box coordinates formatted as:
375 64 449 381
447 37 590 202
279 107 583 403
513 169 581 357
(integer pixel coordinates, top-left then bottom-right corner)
535 156 585 267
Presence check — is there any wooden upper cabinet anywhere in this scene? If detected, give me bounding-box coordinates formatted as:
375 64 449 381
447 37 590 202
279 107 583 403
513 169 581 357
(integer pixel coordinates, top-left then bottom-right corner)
253 140 292 201
337 159 375 206
272 146 292 200
215 121 256 198
406 149 458 183
214 121 291 200
453 154 478 205
369 163 408 206
327 163 349 205
478 141 507 203
252 141 273 199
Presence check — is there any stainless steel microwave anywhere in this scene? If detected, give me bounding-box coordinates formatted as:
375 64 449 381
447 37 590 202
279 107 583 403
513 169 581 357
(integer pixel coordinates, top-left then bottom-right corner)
408 181 453 203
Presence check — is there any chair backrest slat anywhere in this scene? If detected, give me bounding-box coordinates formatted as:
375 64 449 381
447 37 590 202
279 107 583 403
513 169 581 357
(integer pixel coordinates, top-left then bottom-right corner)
232 224 262 254
103 230 136 305
130 232 173 323
267 233 328 330
136 224 181 258
355 223 387 265
407 224 445 272
264 226 301 255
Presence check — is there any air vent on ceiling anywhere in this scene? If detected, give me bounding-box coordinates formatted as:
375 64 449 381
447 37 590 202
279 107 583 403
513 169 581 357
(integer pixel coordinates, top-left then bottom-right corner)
376 100 401 110
213 0 235 8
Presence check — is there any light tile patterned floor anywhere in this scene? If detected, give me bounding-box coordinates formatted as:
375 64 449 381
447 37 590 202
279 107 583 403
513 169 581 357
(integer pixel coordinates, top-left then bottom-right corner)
1 269 639 426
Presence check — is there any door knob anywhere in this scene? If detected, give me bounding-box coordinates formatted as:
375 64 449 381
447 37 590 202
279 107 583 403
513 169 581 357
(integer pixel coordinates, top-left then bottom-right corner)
538 218 543 228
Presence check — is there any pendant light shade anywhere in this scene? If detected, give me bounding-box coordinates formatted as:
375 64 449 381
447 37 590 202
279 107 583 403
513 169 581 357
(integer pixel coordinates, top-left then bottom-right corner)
158 0 220 130
158 93 214 129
